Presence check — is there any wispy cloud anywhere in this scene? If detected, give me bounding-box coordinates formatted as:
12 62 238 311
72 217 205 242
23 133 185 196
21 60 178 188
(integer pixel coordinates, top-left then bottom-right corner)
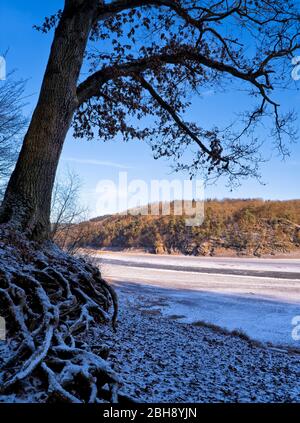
62 157 132 169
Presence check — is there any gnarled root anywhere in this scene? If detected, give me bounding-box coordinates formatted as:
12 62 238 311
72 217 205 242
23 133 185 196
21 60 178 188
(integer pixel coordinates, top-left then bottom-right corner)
0 226 119 403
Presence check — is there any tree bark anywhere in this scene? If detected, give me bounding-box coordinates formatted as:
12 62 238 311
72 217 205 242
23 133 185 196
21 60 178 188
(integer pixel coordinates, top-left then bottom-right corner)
0 1 97 241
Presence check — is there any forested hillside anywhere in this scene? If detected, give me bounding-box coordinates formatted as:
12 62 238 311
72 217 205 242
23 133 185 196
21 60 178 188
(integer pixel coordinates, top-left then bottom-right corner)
68 199 300 257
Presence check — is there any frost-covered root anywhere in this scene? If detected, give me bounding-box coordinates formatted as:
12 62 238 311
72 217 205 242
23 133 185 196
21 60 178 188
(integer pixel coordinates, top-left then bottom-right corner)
0 226 119 403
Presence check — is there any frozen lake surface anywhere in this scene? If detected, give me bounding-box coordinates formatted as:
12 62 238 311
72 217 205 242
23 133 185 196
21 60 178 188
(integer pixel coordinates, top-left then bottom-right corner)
95 251 300 347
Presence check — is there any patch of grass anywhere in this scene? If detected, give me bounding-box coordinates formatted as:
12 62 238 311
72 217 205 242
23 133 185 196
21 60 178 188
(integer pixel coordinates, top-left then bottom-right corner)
140 309 162 316
192 321 263 347
286 346 300 355
168 314 186 320
192 320 229 335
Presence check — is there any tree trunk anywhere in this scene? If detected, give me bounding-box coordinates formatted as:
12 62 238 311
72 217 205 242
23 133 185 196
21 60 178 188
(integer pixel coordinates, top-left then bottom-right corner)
0 1 97 241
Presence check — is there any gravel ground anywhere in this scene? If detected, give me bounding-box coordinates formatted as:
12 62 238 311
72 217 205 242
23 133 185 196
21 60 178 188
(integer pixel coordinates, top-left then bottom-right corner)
100 289 300 403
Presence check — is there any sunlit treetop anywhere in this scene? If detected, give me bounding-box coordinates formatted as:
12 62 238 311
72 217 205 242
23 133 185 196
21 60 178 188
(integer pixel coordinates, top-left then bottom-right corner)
35 0 300 185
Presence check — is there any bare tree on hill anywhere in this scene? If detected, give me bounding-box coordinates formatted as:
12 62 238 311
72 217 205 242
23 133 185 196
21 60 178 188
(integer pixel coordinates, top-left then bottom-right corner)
51 170 93 254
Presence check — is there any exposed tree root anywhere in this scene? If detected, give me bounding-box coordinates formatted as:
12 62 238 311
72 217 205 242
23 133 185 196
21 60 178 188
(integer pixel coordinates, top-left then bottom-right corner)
0 225 119 403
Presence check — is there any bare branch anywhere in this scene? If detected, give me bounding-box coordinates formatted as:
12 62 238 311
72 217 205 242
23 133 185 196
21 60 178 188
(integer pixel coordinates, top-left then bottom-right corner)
77 47 273 105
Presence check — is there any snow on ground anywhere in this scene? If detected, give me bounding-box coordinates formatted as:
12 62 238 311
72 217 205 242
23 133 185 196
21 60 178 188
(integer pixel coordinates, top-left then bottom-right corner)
97 251 300 274
100 290 300 403
96 252 300 347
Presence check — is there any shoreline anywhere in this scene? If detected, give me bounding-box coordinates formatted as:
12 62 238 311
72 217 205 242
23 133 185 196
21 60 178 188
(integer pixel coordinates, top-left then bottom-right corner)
99 290 300 403
84 247 300 260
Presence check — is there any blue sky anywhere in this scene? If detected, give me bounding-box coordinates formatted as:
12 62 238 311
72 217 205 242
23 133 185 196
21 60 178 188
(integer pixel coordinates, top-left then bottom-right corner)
1 0 300 217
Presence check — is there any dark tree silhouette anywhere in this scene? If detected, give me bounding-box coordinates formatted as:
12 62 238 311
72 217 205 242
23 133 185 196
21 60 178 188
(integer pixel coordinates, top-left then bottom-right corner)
0 0 299 403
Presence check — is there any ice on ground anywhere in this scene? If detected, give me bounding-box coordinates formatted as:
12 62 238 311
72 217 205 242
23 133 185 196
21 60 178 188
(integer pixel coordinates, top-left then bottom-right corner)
97 251 300 273
99 252 300 347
